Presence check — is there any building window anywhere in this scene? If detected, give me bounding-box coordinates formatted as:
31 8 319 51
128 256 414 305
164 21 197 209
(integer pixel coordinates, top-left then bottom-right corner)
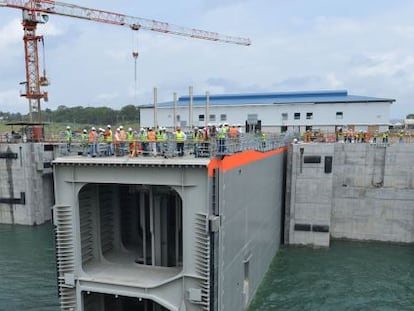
281 126 288 133
247 114 258 123
209 114 216 122
336 112 343 119
306 112 313 120
305 125 312 131
220 114 227 121
294 113 301 120
176 115 180 122
281 113 288 120
198 114 205 121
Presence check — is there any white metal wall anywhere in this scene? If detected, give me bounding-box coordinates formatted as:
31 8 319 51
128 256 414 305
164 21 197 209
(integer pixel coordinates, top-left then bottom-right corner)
140 101 391 130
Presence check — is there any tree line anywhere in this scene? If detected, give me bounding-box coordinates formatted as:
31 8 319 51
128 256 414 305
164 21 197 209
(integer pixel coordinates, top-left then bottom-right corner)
0 105 140 125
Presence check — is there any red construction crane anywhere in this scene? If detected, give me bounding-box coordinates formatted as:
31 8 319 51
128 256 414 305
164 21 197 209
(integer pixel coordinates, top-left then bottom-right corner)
0 0 251 122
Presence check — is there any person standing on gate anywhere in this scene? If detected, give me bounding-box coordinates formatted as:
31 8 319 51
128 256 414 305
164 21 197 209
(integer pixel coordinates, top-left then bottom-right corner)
65 126 72 153
174 126 186 156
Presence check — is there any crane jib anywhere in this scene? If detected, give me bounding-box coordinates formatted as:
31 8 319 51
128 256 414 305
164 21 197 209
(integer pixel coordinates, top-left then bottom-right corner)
0 0 251 45
0 0 251 123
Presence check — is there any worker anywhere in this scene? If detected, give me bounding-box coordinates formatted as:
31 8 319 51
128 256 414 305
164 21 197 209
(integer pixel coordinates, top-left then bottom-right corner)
139 128 148 156
127 127 136 157
217 124 226 153
119 125 127 156
88 127 97 157
65 126 72 153
194 128 206 157
81 129 88 156
156 127 167 156
174 126 186 156
304 130 310 143
382 131 389 144
114 128 121 156
147 128 156 156
372 130 378 143
260 131 267 150
104 125 113 156
399 130 404 143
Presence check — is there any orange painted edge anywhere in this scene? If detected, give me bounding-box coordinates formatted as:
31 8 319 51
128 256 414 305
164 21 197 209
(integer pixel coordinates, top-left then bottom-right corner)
207 146 288 177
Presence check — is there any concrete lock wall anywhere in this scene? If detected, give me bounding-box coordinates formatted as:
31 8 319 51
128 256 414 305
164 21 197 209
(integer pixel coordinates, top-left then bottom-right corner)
286 143 414 247
0 143 55 225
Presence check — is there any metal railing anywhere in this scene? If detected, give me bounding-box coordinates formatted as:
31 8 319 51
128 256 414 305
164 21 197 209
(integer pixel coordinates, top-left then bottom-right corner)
53 133 293 158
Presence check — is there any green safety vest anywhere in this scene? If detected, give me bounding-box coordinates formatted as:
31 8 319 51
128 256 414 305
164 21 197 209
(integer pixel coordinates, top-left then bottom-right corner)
81 133 88 143
65 130 72 142
127 132 134 142
105 129 113 142
156 132 164 141
140 132 147 142
218 127 227 139
175 131 185 142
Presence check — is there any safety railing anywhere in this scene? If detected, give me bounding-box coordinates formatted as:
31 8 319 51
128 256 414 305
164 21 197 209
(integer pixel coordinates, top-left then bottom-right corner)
299 131 414 145
53 133 294 158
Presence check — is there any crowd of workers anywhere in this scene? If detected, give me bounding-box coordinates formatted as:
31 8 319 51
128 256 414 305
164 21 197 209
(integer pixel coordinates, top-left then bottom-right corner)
302 128 410 144
63 123 248 158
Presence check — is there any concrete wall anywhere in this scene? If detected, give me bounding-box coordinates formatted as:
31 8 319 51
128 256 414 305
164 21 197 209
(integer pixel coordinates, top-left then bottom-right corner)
286 143 414 247
0 143 55 225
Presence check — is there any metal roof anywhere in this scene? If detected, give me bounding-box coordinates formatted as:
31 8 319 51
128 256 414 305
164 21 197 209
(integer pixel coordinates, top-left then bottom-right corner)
154 90 395 108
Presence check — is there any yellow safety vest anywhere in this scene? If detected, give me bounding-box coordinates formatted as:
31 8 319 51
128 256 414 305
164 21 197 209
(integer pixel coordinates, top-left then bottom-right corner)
175 131 185 142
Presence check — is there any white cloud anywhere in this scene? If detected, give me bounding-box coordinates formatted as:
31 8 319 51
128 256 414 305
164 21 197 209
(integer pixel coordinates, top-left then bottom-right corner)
0 88 27 113
0 18 21 49
2 1 414 119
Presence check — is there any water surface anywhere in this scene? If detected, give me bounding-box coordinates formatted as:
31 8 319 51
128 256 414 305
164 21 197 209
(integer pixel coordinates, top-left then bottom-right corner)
249 240 414 311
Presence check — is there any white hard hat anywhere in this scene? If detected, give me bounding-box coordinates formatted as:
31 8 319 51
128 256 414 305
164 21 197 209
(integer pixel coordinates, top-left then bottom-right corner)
83 129 87 133
107 124 111 128
91 127 96 131
128 127 132 131
140 128 145 131
120 125 123 129
66 126 70 129
116 128 120 131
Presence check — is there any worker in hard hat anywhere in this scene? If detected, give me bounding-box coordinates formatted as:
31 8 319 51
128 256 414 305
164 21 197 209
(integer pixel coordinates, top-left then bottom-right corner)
127 127 136 157
80 129 88 156
174 126 186 157
139 128 148 156
88 127 97 157
104 125 113 156
114 128 121 156
65 126 72 153
147 127 156 156
119 125 127 156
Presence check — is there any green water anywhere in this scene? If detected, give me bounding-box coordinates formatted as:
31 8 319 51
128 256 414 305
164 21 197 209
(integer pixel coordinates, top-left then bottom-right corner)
0 223 59 311
0 223 413 311
249 241 414 311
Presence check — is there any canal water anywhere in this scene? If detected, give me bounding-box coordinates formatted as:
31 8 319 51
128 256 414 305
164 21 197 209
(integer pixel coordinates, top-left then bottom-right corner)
0 222 413 311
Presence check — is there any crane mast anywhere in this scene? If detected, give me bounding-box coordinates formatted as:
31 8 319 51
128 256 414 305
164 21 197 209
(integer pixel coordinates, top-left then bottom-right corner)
0 0 251 122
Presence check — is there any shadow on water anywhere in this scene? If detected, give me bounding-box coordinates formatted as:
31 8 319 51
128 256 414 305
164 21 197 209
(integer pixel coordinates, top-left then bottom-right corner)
249 240 414 311
0 222 59 311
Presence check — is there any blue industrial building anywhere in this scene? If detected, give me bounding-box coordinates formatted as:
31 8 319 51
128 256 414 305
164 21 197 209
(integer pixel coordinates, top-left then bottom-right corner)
140 90 395 133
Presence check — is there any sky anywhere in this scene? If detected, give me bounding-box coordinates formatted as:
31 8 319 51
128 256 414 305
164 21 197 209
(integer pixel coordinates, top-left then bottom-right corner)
0 0 414 118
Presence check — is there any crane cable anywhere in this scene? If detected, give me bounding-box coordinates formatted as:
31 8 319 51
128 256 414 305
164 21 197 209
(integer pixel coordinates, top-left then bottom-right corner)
40 37 48 86
131 26 140 104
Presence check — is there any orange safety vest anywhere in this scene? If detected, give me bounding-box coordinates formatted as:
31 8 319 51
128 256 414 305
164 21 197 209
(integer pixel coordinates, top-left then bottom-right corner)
88 131 96 143
147 131 156 141
229 127 238 137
